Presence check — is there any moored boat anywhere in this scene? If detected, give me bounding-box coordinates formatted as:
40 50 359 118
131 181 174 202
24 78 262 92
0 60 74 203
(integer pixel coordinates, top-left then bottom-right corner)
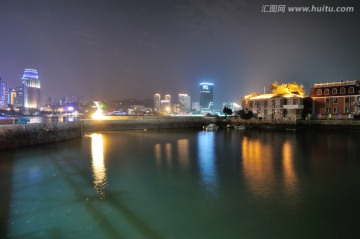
234 125 246 130
203 123 219 131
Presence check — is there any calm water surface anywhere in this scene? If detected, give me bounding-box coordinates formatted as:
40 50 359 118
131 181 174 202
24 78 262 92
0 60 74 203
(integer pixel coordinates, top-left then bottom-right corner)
1 129 360 238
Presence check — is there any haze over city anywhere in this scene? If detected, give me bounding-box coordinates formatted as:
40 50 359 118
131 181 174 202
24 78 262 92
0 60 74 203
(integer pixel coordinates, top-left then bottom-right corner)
1 0 359 108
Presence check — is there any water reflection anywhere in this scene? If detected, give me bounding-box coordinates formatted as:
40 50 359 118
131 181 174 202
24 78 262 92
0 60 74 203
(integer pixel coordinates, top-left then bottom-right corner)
177 139 189 169
282 140 298 196
165 143 173 168
198 132 218 197
91 133 107 199
242 136 274 199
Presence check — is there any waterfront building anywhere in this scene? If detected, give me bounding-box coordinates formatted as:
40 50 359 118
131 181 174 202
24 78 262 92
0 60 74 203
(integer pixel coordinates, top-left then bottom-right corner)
178 93 191 113
14 86 23 108
7 88 17 107
192 102 200 112
242 93 305 120
199 82 214 113
160 94 171 113
0 78 7 108
154 93 161 112
22 69 41 109
310 80 360 119
160 99 171 113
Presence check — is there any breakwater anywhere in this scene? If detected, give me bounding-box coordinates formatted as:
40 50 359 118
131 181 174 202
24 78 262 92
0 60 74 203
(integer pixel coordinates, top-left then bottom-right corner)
0 116 216 150
0 122 81 151
81 116 216 132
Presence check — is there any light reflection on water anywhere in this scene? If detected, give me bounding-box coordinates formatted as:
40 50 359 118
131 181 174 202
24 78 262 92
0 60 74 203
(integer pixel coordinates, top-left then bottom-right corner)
2 129 360 238
198 132 218 197
90 133 107 199
242 136 275 199
282 140 298 197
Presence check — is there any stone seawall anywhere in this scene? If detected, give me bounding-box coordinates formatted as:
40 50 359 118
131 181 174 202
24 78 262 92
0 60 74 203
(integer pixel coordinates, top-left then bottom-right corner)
231 118 360 131
81 116 216 132
0 122 82 151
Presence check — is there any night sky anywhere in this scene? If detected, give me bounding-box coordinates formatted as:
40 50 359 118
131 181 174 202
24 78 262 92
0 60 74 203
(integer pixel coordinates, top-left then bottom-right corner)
1 0 359 108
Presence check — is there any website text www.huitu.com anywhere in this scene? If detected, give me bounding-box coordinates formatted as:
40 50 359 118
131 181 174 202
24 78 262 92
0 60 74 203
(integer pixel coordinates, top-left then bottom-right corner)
261 5 354 13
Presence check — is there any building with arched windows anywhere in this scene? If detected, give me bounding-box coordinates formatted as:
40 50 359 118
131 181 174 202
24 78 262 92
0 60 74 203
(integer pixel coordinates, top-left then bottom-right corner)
310 80 360 119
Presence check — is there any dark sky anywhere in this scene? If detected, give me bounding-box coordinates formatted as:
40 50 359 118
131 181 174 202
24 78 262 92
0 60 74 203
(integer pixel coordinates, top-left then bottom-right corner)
1 0 359 108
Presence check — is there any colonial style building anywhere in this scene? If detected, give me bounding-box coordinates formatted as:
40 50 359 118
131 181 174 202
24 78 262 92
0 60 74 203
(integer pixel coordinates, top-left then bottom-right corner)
310 80 360 119
242 93 305 120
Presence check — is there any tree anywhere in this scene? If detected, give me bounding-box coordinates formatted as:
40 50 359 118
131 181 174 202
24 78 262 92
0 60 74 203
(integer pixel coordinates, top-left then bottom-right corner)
223 106 233 118
270 81 305 96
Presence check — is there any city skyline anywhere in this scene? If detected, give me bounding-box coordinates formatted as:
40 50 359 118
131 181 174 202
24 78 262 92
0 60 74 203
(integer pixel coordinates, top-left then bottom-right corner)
1 0 359 109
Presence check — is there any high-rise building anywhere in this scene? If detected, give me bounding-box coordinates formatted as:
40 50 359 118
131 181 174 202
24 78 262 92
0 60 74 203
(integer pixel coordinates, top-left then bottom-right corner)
199 82 214 112
178 93 191 113
22 69 41 109
14 86 23 108
8 88 17 107
154 93 161 112
161 94 171 113
0 78 7 108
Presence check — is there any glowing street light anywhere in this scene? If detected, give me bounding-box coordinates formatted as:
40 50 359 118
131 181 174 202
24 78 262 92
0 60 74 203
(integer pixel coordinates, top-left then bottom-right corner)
92 101 104 119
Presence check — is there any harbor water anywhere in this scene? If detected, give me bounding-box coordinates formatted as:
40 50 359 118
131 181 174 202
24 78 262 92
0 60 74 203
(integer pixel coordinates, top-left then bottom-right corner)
1 129 360 238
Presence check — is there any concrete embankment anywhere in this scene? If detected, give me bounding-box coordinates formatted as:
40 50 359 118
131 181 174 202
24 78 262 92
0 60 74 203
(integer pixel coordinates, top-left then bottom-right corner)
231 118 360 131
0 122 81 151
81 116 216 132
0 116 216 150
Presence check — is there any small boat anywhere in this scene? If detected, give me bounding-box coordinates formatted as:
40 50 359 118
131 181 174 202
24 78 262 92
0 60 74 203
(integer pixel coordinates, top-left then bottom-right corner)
203 123 219 131
226 124 234 128
234 125 246 130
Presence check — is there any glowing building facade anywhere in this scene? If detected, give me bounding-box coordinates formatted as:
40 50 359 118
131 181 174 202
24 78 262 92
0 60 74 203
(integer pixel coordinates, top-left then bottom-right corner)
154 93 161 112
178 93 191 113
161 94 171 113
0 78 7 108
310 80 360 119
22 69 41 109
200 82 214 112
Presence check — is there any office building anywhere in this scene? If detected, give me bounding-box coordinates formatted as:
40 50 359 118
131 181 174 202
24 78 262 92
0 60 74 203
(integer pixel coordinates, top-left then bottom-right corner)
154 93 161 112
0 78 7 108
178 93 191 113
22 69 41 109
161 94 171 113
199 82 214 112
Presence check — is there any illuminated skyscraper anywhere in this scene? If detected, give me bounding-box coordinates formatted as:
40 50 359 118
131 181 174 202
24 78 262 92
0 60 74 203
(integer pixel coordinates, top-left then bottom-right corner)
154 93 161 112
22 69 41 109
178 93 191 113
161 94 171 113
14 86 23 107
199 82 214 112
0 78 7 108
8 88 17 107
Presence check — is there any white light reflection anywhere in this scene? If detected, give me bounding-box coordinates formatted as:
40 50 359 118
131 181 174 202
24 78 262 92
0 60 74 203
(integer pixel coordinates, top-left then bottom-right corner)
198 132 218 198
91 133 107 199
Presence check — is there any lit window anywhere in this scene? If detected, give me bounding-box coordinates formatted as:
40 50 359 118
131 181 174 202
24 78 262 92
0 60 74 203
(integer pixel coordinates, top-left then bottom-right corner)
333 98 338 104
349 87 354 94
317 89 322 95
324 88 330 95
340 87 346 94
332 88 337 94
333 107 338 113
